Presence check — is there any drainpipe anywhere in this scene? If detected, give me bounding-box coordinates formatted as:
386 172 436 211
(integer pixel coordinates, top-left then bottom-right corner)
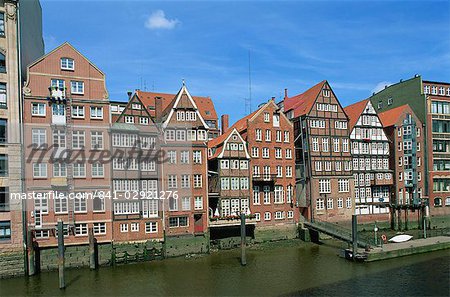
15 1 29 276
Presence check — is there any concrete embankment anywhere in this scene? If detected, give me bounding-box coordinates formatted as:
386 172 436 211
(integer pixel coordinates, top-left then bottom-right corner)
365 236 450 262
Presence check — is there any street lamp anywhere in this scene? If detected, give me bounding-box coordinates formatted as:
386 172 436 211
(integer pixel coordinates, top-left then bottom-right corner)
374 221 379 246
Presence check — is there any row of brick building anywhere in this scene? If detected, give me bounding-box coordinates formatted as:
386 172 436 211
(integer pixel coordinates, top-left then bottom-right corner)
1 41 450 276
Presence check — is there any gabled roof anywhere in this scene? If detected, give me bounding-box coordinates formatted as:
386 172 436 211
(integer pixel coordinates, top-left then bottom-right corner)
378 104 413 127
136 89 218 121
344 99 369 130
284 80 326 117
27 42 105 76
208 128 248 159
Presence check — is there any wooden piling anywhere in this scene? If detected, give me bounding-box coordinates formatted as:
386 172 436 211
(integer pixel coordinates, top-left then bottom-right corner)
240 213 246 266
57 220 65 289
351 215 358 261
89 227 97 270
27 229 35 276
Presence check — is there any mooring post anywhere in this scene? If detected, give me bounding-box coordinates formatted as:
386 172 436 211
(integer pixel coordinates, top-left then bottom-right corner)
351 215 358 261
27 229 35 276
240 212 246 266
89 227 97 270
57 220 65 289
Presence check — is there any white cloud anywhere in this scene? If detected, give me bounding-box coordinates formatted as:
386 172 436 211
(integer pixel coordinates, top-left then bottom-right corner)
145 10 179 30
371 81 393 94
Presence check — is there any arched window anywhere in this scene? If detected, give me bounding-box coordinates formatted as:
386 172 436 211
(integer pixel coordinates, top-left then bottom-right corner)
434 197 442 207
0 53 5 73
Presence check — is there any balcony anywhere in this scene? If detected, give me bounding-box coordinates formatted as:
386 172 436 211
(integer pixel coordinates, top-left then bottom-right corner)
371 177 393 186
209 214 257 228
252 174 277 183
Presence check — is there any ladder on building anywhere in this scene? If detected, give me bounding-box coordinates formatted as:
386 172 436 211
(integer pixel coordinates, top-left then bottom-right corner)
64 91 75 228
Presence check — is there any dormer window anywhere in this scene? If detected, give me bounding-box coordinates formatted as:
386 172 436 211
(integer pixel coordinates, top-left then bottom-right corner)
388 97 393 105
61 58 74 70
323 89 330 97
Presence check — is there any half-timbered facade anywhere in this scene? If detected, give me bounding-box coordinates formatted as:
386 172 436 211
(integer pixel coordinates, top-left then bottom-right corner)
283 81 354 222
110 93 162 243
208 128 253 234
345 100 392 221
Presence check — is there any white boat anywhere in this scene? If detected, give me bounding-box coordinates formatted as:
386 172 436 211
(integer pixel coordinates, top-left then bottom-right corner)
388 234 413 243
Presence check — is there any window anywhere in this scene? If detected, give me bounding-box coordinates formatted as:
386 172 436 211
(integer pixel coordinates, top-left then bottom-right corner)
0 221 11 241
181 174 190 188
93 195 105 212
180 151 190 164
338 179 349 192
72 105 84 118
120 224 129 233
274 186 284 203
145 222 158 233
286 166 292 177
91 131 103 149
54 195 68 214
93 223 106 235
319 179 331 193
262 148 269 158
337 198 343 208
312 137 319 152
33 163 47 178
342 139 349 152
333 138 339 152
194 197 203 210
168 175 177 189
265 129 271 141
263 186 270 204
346 197 352 209
284 131 290 142
327 198 333 209
53 163 66 177
264 212 271 221
176 130 186 141
125 116 134 124
181 197 191 211
32 103 46 116
61 58 74 70
131 222 140 232
140 117 149 125
251 147 259 158
323 89 330 97
75 223 88 236
255 213 261 221
168 150 177 164
73 163 86 178
388 97 393 105
316 198 325 210
264 112 270 122
322 138 329 152
193 151 202 164
169 217 188 228
0 13 4 37
194 175 202 188
71 81 84 94
275 148 282 159
0 119 6 144
90 106 103 119
286 149 292 159
92 163 104 177
255 129 262 141
72 131 85 149
253 186 260 205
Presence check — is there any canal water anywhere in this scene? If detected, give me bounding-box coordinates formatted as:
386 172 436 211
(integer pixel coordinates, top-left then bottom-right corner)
0 240 448 296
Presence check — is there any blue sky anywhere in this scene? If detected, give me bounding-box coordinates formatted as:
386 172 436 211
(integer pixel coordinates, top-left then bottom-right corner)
41 0 450 124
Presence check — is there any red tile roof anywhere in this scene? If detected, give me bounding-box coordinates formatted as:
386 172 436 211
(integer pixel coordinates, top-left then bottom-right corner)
378 104 413 127
135 90 218 122
284 80 326 117
344 99 369 130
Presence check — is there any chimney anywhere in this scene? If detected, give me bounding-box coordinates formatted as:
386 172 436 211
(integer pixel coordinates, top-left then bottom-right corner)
155 96 163 123
284 88 288 99
271 96 275 101
221 114 229 135
127 91 132 100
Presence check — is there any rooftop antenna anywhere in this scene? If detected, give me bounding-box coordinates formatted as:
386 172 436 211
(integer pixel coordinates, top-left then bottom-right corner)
244 50 252 114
